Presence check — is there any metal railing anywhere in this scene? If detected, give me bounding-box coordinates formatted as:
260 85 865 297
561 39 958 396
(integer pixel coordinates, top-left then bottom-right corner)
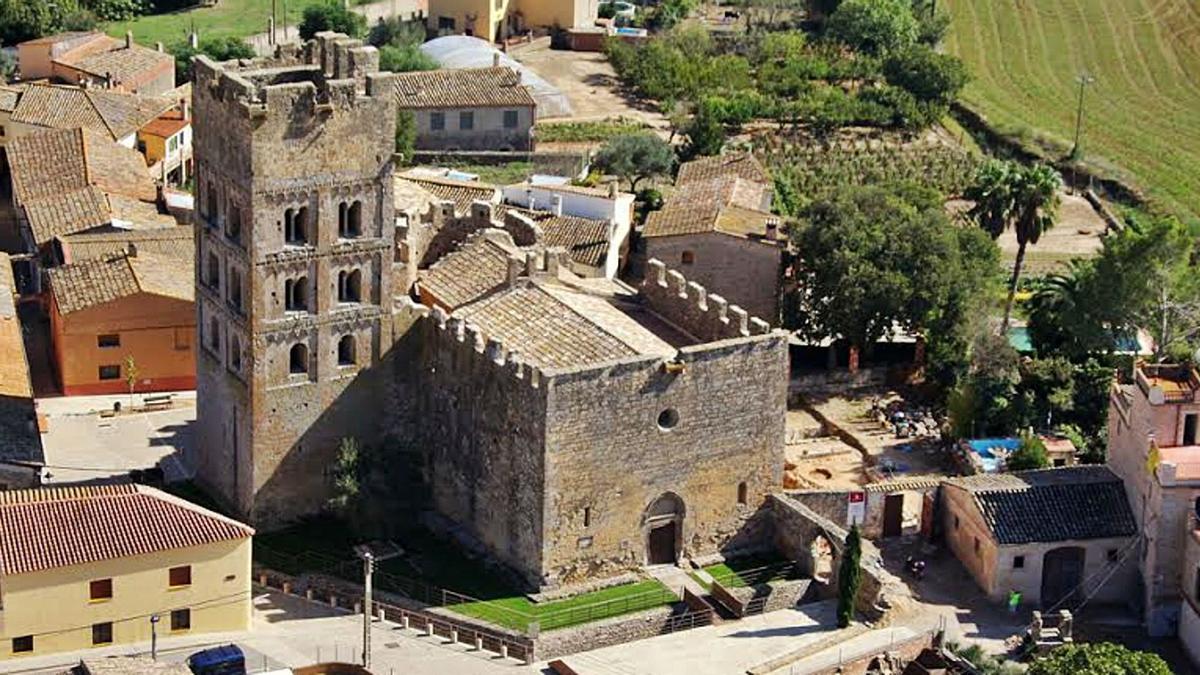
708 561 801 588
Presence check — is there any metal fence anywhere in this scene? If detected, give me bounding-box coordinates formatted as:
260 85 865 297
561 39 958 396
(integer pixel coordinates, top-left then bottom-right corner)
709 561 801 588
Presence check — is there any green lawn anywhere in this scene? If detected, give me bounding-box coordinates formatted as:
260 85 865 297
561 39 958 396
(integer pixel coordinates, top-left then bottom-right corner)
536 118 650 143
255 516 677 632
702 553 797 589
105 0 336 47
943 0 1200 223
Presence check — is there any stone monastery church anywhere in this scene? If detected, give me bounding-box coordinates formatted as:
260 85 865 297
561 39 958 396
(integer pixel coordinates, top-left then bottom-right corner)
188 32 789 590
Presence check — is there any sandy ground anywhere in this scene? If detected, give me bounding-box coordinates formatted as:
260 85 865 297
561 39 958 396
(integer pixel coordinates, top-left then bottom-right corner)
511 38 667 127
805 392 949 478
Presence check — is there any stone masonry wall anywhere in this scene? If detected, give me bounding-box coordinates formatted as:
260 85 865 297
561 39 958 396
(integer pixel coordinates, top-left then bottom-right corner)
644 234 784 323
539 332 788 587
387 299 550 588
640 259 773 343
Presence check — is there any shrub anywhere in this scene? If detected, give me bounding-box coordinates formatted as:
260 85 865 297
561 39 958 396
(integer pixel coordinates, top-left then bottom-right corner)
378 44 438 72
171 37 255 85
1007 431 1050 471
300 0 367 40
883 44 969 105
367 16 426 48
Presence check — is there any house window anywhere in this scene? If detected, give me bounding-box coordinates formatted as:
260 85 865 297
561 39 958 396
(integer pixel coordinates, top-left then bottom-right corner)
681 250 695 265
437 16 455 30
737 481 748 505
169 565 192 587
92 622 113 645
97 334 120 348
90 578 113 601
98 365 120 381
1186 413 1198 446
503 110 518 129
285 277 309 312
337 335 356 366
1013 555 1025 569
170 608 191 631
285 207 308 245
338 269 362 303
337 201 363 238
459 111 474 130
11 636 32 654
207 252 220 289
431 112 445 131
289 343 308 375
1107 548 1119 563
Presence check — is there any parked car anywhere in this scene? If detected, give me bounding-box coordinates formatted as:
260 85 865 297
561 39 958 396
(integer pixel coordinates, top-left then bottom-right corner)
188 645 246 675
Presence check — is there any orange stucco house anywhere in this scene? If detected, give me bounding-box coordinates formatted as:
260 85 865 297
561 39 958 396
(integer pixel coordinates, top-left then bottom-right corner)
45 248 194 396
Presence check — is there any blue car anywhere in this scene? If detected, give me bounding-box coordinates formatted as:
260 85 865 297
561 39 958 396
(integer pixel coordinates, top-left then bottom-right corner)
187 645 246 675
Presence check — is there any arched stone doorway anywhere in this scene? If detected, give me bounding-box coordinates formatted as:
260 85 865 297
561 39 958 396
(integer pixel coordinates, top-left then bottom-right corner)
1042 546 1086 609
808 534 834 583
643 493 685 565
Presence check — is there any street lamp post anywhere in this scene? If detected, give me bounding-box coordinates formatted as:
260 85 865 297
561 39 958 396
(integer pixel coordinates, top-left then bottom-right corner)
150 614 161 661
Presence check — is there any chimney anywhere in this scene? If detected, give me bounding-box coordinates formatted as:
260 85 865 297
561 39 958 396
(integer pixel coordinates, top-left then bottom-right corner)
608 181 618 198
127 242 138 258
180 98 190 120
765 217 779 239
551 194 563 217
492 52 501 67
155 41 163 52
507 256 522 286
125 31 134 49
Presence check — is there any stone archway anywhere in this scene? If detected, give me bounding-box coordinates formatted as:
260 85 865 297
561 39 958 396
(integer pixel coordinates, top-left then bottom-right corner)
643 492 685 565
808 533 834 583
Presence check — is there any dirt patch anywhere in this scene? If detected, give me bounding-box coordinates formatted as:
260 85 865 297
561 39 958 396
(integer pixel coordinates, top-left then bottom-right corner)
511 38 667 128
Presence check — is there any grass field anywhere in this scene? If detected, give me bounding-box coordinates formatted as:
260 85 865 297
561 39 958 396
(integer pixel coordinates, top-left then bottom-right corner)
106 0 334 47
943 0 1200 221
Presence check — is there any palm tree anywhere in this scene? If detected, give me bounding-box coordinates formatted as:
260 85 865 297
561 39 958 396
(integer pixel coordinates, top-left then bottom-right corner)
966 160 1062 333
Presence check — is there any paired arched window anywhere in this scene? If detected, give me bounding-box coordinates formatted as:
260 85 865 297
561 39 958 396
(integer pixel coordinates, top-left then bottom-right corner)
230 334 242 371
337 269 362 303
284 276 309 312
289 343 308 374
284 207 309 245
338 200 363 238
208 316 220 351
228 267 243 312
206 252 219 289
226 199 242 243
205 184 218 221
337 335 356 366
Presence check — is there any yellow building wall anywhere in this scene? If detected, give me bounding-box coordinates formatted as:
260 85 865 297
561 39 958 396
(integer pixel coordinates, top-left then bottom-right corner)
427 0 502 40
0 538 251 660
51 292 195 395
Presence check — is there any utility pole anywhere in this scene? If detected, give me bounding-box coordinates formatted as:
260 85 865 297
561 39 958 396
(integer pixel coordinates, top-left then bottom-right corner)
1070 72 1095 160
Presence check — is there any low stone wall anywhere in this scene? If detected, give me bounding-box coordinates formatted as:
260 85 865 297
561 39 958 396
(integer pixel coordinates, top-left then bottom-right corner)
797 630 938 675
770 494 909 621
724 578 815 615
535 604 682 661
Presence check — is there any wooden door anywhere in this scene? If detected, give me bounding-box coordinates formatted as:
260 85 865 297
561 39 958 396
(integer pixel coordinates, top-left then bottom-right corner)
882 493 904 537
1041 546 1086 608
648 522 677 565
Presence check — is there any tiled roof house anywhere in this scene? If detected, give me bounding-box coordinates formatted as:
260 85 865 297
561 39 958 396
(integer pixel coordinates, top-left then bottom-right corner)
17 31 175 96
392 67 536 151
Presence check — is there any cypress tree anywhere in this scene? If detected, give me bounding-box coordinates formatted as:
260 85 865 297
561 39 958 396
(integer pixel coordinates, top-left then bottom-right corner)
836 524 863 628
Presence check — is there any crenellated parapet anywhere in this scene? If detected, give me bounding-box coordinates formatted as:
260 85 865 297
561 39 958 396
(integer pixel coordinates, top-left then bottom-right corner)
192 32 397 119
641 259 772 343
410 299 549 389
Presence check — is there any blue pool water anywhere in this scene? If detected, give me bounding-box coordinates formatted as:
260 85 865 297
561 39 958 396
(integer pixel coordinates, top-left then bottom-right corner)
967 437 1022 472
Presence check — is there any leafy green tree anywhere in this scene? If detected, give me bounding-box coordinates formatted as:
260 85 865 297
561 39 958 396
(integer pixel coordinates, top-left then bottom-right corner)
883 44 968 106
328 437 362 517
379 45 438 72
394 110 416 162
300 0 367 40
786 182 1000 368
83 0 148 21
592 132 676 191
805 0 842 22
0 0 92 43
367 16 426 48
965 160 1062 332
910 0 950 45
836 524 862 628
1027 642 1171 675
1008 430 1048 471
826 0 918 55
684 101 726 157
171 37 255 84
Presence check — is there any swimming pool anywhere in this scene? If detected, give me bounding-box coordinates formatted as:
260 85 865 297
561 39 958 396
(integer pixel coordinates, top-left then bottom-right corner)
966 437 1021 473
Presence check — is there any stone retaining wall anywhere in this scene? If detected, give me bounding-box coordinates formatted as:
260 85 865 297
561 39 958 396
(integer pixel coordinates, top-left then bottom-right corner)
535 605 684 661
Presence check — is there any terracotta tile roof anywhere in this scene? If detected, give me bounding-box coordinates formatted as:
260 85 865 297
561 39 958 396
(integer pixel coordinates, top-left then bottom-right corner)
10 84 173 141
47 249 193 315
945 466 1136 545
676 152 770 187
499 206 611 268
22 186 112 244
57 39 174 87
139 109 189 138
419 233 516 310
61 225 193 263
392 67 536 109
507 182 612 198
7 127 157 207
643 176 773 239
0 484 252 576
18 30 96 46
399 173 499 213
456 282 639 370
